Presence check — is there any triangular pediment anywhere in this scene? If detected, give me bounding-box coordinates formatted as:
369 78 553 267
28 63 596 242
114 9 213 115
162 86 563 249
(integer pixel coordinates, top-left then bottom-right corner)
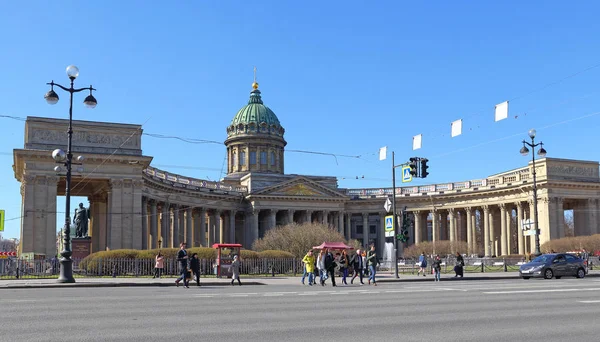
250 177 347 199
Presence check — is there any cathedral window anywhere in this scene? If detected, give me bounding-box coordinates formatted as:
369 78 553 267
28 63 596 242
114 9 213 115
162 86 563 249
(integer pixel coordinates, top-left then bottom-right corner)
250 152 257 165
270 151 276 165
240 152 246 166
260 151 267 164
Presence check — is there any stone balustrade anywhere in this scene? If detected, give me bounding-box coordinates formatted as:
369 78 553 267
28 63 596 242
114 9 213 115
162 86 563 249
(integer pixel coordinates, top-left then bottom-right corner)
143 166 248 194
345 166 532 198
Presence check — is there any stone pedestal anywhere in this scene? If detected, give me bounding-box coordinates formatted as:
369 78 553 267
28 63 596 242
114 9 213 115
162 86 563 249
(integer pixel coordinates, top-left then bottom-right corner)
72 237 92 260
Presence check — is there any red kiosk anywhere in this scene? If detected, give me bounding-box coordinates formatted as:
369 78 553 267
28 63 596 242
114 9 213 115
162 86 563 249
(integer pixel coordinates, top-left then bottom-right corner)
212 243 242 278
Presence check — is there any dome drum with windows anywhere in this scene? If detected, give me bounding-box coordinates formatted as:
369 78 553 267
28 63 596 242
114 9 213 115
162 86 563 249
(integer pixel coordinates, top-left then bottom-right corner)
225 80 286 176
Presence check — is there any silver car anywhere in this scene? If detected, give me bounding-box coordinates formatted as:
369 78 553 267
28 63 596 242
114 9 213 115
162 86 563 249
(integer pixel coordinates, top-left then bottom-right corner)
519 253 586 280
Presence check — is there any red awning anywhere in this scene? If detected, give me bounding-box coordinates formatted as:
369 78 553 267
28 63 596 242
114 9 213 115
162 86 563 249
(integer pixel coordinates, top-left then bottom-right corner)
312 242 354 250
212 243 243 249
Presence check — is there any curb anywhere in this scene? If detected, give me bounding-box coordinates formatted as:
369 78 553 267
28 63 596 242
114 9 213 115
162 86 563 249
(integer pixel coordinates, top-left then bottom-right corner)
377 272 600 283
0 281 267 289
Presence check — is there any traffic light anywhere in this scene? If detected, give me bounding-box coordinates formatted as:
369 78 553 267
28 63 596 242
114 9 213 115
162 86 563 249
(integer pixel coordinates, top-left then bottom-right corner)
420 158 429 178
409 157 418 176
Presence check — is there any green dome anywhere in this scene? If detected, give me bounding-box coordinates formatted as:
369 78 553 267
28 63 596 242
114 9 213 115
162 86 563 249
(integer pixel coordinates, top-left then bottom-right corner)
226 88 285 138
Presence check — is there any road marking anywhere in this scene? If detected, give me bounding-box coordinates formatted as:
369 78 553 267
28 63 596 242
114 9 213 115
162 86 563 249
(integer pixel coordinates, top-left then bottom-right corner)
484 287 600 294
578 300 600 303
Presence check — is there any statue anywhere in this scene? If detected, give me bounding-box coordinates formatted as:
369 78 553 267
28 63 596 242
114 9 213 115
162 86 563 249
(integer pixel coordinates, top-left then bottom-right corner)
74 203 89 238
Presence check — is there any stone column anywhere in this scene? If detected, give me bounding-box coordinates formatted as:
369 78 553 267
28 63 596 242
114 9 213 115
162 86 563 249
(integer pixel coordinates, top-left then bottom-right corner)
448 209 456 244
506 206 513 254
517 202 524 255
214 210 222 244
199 208 207 247
378 211 386 257
466 208 472 255
141 197 148 250
489 207 496 256
483 206 490 256
414 211 422 244
90 192 108 253
587 198 597 236
171 204 179 247
556 198 565 239
305 210 312 223
186 207 193 245
229 210 236 243
440 211 448 241
528 200 535 254
362 213 370 247
269 209 277 231
150 200 158 249
250 209 259 247
431 210 439 243
337 211 344 235
345 213 352 240
45 176 59 257
109 179 123 250
160 202 169 248
131 180 144 250
287 209 294 224
500 204 507 256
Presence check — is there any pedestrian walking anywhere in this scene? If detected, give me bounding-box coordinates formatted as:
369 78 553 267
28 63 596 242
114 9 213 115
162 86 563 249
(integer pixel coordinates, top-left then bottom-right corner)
417 252 427 277
454 252 464 278
367 245 377 286
190 253 201 286
317 249 327 286
230 255 242 286
350 249 364 285
302 250 316 286
153 252 164 279
581 248 590 274
339 249 349 285
432 255 442 282
301 250 312 285
324 248 337 287
175 242 189 288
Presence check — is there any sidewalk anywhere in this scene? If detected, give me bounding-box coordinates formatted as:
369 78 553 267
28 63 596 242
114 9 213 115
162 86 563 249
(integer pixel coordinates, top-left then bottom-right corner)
1 270 598 289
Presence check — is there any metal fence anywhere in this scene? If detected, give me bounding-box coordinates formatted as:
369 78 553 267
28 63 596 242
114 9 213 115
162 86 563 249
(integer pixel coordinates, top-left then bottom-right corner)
0 257 304 279
2 256 595 279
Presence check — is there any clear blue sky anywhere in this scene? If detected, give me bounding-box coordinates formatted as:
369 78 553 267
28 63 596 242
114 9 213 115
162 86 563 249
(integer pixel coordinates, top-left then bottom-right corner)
1 1 600 239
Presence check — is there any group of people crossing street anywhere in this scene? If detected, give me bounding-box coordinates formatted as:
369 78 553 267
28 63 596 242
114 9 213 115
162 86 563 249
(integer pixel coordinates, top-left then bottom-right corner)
301 245 379 287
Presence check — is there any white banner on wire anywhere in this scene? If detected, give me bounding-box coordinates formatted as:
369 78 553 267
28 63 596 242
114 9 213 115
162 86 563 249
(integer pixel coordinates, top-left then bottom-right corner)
495 101 509 122
412 134 422 150
379 146 387 161
451 119 462 137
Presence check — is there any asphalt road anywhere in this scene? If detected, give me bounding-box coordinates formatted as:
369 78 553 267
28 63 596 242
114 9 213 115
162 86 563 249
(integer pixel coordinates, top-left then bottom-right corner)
2 278 600 342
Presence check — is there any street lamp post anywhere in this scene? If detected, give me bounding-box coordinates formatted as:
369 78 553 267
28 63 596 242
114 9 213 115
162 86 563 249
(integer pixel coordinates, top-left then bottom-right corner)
520 129 547 257
45 65 97 283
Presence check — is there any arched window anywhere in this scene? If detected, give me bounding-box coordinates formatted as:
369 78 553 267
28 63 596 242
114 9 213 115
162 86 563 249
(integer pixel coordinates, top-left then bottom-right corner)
240 151 246 166
270 151 276 166
232 151 237 166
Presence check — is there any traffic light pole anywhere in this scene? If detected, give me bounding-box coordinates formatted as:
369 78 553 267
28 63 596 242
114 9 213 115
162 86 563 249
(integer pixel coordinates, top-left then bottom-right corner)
391 151 399 279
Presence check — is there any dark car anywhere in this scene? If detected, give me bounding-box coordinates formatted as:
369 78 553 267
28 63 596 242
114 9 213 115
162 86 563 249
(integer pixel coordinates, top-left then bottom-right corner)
519 253 586 280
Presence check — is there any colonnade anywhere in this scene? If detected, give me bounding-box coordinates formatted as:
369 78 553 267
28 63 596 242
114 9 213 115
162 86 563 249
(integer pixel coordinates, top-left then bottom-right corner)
411 202 539 256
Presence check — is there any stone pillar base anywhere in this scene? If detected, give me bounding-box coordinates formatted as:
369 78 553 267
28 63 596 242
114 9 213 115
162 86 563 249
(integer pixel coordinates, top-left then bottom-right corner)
72 237 92 260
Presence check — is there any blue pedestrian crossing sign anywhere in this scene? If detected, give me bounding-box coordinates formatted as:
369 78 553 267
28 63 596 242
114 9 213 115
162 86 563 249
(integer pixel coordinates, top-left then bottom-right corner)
384 215 394 237
401 166 412 183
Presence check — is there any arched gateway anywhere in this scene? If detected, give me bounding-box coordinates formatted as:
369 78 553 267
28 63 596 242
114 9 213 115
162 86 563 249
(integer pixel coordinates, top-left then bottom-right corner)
13 84 600 259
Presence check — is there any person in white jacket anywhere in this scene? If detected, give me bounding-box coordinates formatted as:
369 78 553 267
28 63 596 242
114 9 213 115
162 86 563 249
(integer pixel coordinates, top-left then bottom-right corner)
317 249 327 286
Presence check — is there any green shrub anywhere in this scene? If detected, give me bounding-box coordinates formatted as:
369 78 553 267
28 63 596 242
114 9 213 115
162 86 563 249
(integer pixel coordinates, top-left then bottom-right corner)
240 250 259 259
541 234 600 253
258 250 295 259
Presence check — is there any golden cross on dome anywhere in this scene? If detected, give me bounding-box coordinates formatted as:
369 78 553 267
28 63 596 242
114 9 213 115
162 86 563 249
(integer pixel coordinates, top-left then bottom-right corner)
252 66 259 89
